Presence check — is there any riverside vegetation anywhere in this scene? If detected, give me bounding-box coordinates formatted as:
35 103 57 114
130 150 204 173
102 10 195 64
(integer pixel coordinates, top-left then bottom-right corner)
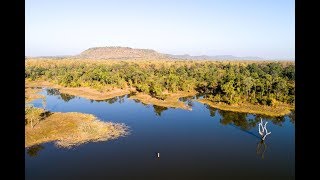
25 59 294 116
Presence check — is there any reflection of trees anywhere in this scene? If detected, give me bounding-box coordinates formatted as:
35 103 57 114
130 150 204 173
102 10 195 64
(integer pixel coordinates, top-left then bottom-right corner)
205 105 217 117
264 116 285 127
250 114 286 127
179 97 194 108
104 95 126 104
219 110 256 130
46 88 76 102
288 110 295 124
179 96 194 102
132 99 150 108
186 99 193 108
272 116 285 126
26 144 44 157
118 95 125 103
103 97 118 104
153 105 168 116
95 95 127 104
46 88 60 96
60 93 75 102
213 108 288 129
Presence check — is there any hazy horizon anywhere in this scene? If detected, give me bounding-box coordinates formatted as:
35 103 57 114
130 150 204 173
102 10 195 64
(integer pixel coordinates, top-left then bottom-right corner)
26 0 295 59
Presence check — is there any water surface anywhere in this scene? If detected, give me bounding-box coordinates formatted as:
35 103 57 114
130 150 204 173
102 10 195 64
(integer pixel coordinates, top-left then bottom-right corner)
26 88 295 180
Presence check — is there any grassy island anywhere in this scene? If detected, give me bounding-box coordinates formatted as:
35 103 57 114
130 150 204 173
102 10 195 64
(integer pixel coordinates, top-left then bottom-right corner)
25 110 128 148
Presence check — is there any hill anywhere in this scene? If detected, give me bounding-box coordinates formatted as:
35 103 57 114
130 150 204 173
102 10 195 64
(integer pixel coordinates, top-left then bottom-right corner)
27 46 293 61
78 46 168 60
77 46 265 60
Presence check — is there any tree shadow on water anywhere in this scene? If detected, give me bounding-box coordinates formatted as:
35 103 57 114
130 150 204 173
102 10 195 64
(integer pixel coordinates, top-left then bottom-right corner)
26 144 44 157
153 105 168 116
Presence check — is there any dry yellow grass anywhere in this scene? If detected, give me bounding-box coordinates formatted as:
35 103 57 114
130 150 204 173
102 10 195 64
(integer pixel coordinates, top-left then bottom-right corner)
59 87 132 101
129 91 197 110
25 112 128 148
198 98 293 116
25 80 133 101
25 79 60 88
25 87 44 103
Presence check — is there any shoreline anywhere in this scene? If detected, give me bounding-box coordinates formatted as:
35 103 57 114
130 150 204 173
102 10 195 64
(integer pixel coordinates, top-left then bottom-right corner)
129 91 197 110
25 110 128 148
25 80 133 101
25 87 45 103
25 80 197 110
26 80 294 116
197 98 293 117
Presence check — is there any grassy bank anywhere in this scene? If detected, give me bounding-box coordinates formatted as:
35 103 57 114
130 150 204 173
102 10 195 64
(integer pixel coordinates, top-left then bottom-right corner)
26 80 133 101
129 91 196 110
25 110 128 148
26 80 198 110
198 98 293 116
25 87 44 103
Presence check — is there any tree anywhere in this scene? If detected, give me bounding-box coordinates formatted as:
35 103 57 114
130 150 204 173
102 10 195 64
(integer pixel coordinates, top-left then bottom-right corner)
25 106 44 128
221 81 235 104
243 77 254 99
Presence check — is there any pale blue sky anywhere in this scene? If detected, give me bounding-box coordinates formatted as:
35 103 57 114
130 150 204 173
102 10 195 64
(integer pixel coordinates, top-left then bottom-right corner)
26 0 295 59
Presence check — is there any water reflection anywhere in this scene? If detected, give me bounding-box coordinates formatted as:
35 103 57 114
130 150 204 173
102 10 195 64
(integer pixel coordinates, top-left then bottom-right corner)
59 93 76 102
205 105 217 117
46 88 60 96
288 110 295 124
46 88 75 102
46 88 130 104
26 144 44 157
93 95 126 104
153 105 168 116
179 96 195 108
256 140 267 159
219 110 256 130
27 88 295 179
214 109 291 130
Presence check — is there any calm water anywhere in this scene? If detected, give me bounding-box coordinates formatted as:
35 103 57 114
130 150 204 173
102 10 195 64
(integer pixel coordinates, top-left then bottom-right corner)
26 88 295 180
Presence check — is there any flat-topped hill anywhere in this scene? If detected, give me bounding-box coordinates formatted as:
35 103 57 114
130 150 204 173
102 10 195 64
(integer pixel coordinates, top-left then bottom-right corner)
78 46 168 60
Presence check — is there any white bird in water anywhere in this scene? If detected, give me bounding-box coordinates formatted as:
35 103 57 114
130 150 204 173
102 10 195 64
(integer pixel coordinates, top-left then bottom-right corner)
157 152 160 158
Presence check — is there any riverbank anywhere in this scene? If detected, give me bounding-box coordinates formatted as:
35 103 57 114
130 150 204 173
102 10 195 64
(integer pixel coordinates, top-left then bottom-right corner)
197 98 293 116
25 80 133 101
25 80 293 115
26 80 197 110
25 110 128 148
25 87 44 103
129 91 197 110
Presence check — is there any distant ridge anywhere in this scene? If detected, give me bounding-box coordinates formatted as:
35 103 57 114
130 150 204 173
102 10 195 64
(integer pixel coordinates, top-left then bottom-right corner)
167 54 264 60
76 46 266 60
28 46 294 61
77 46 168 60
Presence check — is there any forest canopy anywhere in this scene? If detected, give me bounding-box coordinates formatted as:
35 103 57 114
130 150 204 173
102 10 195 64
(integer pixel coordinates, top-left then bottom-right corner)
25 59 294 106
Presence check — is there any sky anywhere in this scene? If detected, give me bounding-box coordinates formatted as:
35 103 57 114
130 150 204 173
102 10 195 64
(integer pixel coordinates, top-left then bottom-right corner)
25 0 295 59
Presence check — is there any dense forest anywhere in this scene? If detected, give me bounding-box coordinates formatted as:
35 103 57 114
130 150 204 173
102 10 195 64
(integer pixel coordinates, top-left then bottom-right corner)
25 60 295 106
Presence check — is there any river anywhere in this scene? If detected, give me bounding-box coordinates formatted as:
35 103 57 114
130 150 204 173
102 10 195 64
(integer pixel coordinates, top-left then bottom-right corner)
26 88 295 180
